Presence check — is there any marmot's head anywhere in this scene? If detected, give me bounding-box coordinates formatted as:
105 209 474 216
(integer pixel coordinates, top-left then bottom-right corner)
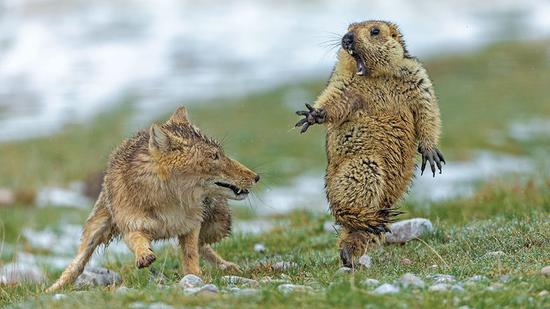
339 20 410 76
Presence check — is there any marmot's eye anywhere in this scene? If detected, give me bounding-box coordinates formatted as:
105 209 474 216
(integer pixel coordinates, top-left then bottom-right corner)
212 153 220 160
371 28 380 36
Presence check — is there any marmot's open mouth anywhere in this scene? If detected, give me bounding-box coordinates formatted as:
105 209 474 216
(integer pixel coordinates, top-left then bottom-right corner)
346 49 367 76
215 181 249 196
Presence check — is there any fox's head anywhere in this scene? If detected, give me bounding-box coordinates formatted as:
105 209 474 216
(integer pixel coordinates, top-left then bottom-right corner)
148 106 259 200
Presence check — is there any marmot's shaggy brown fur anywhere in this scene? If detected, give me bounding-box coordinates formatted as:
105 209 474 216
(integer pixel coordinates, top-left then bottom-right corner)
296 20 445 267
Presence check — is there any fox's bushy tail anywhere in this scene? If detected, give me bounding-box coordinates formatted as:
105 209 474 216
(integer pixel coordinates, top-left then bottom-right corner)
46 193 114 292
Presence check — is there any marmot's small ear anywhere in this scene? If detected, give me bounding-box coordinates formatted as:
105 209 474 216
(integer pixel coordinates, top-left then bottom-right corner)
149 124 170 152
168 106 189 124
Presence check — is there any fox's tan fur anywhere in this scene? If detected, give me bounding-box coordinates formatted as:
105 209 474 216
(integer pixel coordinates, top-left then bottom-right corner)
47 106 258 292
296 21 444 267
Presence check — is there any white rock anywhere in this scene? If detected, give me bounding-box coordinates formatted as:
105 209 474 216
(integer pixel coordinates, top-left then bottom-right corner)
222 275 259 287
399 273 425 288
358 255 372 268
373 283 400 294
386 218 434 243
429 283 450 292
451 284 465 292
361 278 380 287
483 251 506 258
0 263 45 284
337 267 352 274
75 267 122 288
178 274 204 288
254 243 266 253
428 274 456 284
538 290 549 297
272 261 297 271
541 266 550 276
199 284 219 294
52 294 68 301
277 284 313 294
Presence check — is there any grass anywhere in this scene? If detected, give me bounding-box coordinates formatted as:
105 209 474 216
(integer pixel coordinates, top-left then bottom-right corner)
1 40 550 308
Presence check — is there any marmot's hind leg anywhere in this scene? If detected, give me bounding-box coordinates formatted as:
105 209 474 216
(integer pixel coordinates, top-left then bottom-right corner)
328 157 401 267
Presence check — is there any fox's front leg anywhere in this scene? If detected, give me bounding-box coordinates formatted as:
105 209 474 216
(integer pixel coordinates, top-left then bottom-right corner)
178 228 201 275
123 231 156 268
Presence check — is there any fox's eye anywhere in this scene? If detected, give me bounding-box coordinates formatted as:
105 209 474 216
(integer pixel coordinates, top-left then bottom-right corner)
370 27 380 36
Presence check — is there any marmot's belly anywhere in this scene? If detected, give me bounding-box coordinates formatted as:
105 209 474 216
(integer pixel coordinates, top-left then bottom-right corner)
326 114 417 204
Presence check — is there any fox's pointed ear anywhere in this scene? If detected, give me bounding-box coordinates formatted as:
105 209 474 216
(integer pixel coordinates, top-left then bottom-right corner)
168 106 189 124
149 124 170 152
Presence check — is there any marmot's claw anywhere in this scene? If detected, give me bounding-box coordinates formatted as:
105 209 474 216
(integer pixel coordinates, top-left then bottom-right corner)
294 103 326 134
419 147 445 177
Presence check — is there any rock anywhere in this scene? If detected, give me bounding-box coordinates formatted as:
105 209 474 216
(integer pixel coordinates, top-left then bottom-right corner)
75 267 122 288
277 284 313 294
235 288 259 296
336 267 352 274
399 273 425 288
400 258 413 266
361 278 380 287
198 284 219 294
272 261 297 271
466 275 487 282
541 266 550 277
451 284 465 292
222 275 259 287
52 294 68 301
482 251 506 258
116 286 136 294
538 290 549 297
323 221 340 233
0 263 45 285
358 255 372 268
373 283 400 294
147 302 174 309
385 218 433 243
254 243 266 253
428 274 456 284
0 188 15 206
179 274 204 289
428 283 450 292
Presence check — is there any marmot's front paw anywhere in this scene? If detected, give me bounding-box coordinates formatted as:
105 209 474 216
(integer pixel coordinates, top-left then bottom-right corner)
295 103 326 134
418 146 446 177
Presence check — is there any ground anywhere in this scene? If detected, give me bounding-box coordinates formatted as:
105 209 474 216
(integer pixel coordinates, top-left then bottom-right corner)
0 41 549 308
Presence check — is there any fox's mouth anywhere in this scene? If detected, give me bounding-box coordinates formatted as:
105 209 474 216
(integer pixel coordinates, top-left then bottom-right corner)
346 48 367 76
214 181 249 199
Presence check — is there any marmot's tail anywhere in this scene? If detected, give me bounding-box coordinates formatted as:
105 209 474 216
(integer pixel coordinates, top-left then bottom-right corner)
46 193 114 292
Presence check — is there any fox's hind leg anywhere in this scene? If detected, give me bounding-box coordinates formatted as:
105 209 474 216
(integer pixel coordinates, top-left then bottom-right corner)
123 231 156 268
198 197 240 272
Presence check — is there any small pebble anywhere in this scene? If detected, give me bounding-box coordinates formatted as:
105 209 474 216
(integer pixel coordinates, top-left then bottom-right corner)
199 284 219 294
52 294 68 301
337 267 353 274
361 278 380 287
541 266 550 277
75 267 121 288
277 284 313 294
399 273 425 288
373 283 400 295
400 258 413 266
222 275 259 287
272 261 297 271
538 290 548 297
254 243 266 253
178 274 204 289
429 283 450 292
358 255 372 268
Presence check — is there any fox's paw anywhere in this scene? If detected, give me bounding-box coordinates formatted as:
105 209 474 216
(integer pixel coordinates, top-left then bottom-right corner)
295 103 326 133
418 146 445 177
136 250 157 269
219 261 242 273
